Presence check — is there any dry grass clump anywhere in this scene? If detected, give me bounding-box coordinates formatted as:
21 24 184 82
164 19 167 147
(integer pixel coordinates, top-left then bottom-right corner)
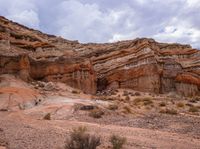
133 97 153 106
134 92 141 96
159 108 178 115
43 113 51 120
125 96 130 101
110 134 126 149
159 102 166 107
123 105 132 114
189 99 198 103
98 96 117 101
186 103 194 107
66 126 101 149
143 98 153 106
176 102 185 108
110 90 119 96
122 91 129 97
194 97 200 101
108 104 118 111
0 108 8 112
189 107 199 113
72 90 79 94
89 108 104 118
133 98 142 105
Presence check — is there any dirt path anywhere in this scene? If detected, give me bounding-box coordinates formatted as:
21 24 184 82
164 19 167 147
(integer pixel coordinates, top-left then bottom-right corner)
0 112 200 149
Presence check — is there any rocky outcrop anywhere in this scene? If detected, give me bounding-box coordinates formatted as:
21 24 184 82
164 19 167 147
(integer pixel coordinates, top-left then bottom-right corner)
0 16 200 96
0 16 96 94
80 39 200 96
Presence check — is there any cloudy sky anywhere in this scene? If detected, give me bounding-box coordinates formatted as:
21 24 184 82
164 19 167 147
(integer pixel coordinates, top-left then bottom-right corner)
0 0 200 48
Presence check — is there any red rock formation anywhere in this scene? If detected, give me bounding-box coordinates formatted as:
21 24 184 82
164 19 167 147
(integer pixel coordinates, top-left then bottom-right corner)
0 16 200 96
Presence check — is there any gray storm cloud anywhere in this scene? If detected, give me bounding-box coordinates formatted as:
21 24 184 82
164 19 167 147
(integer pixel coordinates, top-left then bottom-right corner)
0 0 199 48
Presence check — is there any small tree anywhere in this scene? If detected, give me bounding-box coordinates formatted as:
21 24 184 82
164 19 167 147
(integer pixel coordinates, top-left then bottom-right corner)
110 134 126 149
66 126 101 149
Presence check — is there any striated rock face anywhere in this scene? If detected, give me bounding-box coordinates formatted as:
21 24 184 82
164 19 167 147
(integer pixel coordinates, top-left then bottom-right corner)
0 16 96 94
88 40 200 96
0 16 200 96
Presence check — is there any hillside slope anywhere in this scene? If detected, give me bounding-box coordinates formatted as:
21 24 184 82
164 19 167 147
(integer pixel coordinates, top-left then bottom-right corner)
0 16 200 96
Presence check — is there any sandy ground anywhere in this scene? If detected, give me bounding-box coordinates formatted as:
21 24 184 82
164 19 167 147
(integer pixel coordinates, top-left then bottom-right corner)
0 112 200 149
0 74 200 149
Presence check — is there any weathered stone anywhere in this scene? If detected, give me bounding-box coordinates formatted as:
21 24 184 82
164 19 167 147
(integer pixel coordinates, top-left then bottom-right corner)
0 128 8 147
0 16 200 96
44 82 55 91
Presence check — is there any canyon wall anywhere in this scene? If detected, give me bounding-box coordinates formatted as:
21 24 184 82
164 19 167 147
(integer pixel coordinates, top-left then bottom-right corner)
0 16 200 96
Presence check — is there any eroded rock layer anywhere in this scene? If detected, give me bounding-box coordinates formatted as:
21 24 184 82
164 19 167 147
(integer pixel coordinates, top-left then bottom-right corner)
0 16 200 96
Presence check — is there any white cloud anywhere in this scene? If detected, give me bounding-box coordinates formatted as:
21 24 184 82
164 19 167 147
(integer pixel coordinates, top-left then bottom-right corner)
7 10 40 29
108 31 138 42
186 0 200 7
0 0 199 48
55 0 135 43
0 0 40 29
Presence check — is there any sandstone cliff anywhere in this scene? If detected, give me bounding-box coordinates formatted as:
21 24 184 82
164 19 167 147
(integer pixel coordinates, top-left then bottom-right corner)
0 16 200 96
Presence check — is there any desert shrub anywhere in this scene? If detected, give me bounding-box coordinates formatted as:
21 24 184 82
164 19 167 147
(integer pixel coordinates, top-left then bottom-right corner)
108 104 118 110
125 96 130 101
134 92 141 96
107 97 117 101
80 105 96 111
176 102 185 108
159 102 166 107
133 98 142 105
99 96 117 101
0 108 8 112
89 109 104 118
194 97 200 101
43 113 51 120
189 99 197 103
66 126 101 149
159 109 178 115
110 134 126 149
171 100 175 104
189 107 199 113
123 91 129 97
111 91 117 96
143 98 153 105
72 90 79 94
133 97 153 106
0 128 8 147
186 103 194 107
165 109 178 115
123 105 132 114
